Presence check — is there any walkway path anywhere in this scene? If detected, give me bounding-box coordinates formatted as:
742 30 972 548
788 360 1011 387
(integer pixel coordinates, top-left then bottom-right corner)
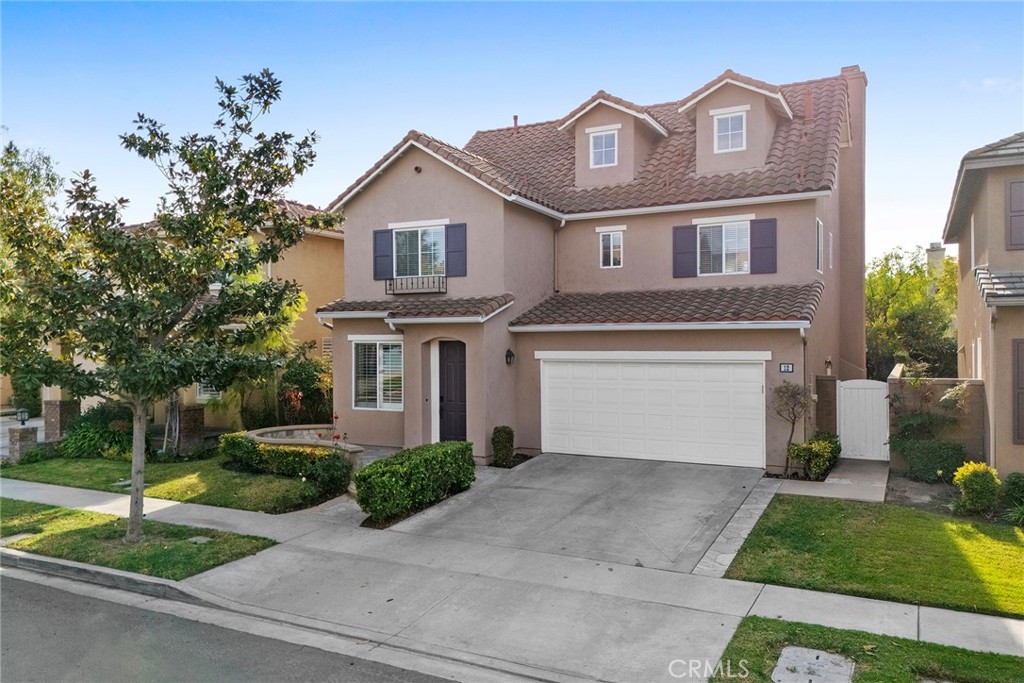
2 477 1021 683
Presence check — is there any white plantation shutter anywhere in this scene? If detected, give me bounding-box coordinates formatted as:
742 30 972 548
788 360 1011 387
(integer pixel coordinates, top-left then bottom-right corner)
322 336 333 361
196 381 222 402
353 341 403 410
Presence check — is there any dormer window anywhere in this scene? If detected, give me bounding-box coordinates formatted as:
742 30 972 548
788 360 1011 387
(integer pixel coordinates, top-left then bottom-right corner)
587 124 620 168
711 105 749 153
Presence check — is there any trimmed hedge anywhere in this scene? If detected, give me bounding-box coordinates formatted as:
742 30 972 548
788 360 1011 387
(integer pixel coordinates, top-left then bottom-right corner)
902 439 965 484
491 426 514 468
953 461 1001 515
787 432 842 481
354 441 475 523
219 432 351 501
1003 472 1024 507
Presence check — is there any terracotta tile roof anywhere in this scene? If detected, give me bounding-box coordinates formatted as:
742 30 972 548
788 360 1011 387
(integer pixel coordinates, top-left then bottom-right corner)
509 282 824 327
975 267 1024 304
329 68 854 216
944 132 1024 242
963 131 1024 161
317 293 515 319
465 70 848 214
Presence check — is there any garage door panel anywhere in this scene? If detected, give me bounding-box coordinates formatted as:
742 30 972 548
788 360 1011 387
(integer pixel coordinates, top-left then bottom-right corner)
542 359 765 468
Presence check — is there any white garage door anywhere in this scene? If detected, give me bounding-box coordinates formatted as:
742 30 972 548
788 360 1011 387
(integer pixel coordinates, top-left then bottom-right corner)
539 352 767 468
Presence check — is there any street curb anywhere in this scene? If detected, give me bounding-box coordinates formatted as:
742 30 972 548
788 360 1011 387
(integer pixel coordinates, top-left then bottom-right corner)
0 548 216 607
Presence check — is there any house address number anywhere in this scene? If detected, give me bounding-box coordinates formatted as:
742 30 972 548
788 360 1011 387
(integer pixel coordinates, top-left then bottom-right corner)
779 363 794 373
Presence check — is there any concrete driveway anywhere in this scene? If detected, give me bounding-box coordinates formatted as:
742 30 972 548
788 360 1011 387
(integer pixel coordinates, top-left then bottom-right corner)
391 453 764 573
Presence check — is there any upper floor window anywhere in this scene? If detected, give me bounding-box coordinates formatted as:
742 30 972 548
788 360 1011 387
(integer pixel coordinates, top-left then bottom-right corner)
699 221 750 275
712 107 747 153
394 226 445 277
587 125 619 168
598 229 623 268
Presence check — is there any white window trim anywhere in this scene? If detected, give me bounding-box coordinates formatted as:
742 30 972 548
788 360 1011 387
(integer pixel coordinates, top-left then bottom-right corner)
708 104 751 116
584 123 622 134
392 224 445 279
594 224 627 233
599 230 623 269
589 129 618 168
816 219 824 274
352 339 404 412
713 111 747 154
697 221 751 277
387 218 449 230
829 231 834 269
691 213 755 226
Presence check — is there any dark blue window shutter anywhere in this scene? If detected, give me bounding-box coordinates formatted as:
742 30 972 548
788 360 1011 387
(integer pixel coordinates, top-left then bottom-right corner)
446 223 467 277
673 226 697 278
749 218 777 274
373 229 393 280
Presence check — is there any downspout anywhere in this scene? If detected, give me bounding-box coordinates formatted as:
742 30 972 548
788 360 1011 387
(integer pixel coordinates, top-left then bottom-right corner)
554 218 566 293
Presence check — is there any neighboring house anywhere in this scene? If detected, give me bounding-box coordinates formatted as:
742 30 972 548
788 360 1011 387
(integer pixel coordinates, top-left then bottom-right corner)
942 132 1024 475
317 66 867 472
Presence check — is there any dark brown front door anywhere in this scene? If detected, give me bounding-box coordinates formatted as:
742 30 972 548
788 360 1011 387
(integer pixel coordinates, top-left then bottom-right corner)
439 341 467 442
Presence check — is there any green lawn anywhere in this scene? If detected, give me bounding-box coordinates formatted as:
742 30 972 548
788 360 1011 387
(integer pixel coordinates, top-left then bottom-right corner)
0 455 315 514
727 495 1024 618
711 616 1023 683
0 498 274 580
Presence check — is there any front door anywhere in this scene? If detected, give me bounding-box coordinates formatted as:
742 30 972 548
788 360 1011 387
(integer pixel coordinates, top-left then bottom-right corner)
439 341 467 442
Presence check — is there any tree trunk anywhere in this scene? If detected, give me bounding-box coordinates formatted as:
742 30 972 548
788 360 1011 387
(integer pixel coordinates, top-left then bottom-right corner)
124 402 149 544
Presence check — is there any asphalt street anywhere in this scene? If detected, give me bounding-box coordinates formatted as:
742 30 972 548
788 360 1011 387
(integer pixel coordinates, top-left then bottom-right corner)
1 577 452 683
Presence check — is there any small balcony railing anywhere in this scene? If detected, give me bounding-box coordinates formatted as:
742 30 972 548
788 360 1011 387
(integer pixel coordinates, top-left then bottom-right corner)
386 275 447 295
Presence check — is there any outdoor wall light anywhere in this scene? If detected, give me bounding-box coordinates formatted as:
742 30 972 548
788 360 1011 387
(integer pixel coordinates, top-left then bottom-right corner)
505 349 516 366
16 407 29 426
825 357 833 376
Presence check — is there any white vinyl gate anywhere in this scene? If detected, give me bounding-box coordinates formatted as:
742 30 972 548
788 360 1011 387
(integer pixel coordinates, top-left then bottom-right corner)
837 379 890 460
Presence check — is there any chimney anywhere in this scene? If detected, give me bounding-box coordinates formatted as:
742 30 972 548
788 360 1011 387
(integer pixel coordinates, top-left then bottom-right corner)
513 115 519 134
926 241 946 275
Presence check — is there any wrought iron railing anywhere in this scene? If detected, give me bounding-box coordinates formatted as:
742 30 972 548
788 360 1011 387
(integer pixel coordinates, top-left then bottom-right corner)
385 275 447 295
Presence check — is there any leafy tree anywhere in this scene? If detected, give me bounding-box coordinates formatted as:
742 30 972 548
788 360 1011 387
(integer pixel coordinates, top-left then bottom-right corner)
0 71 339 542
865 247 957 380
771 380 812 476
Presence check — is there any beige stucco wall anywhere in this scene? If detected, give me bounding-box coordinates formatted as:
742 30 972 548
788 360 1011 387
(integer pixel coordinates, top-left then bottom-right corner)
271 232 345 354
572 105 658 187
694 85 774 175
341 147 507 301
512 329 807 473
556 199 820 292
502 202 558 313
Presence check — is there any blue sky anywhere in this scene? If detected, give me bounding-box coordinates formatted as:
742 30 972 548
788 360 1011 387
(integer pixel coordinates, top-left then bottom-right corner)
3 2 1022 259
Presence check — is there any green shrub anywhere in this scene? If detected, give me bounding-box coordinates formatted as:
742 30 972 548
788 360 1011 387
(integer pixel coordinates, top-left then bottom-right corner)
354 442 475 523
902 439 965 483
1002 472 1024 507
279 354 333 425
889 410 955 447
1004 504 1024 528
218 432 350 502
491 426 514 468
101 444 132 461
953 461 1001 515
15 442 61 465
786 432 842 481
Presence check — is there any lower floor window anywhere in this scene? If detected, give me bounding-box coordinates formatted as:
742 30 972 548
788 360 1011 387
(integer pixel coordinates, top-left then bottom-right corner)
196 381 222 402
354 341 403 410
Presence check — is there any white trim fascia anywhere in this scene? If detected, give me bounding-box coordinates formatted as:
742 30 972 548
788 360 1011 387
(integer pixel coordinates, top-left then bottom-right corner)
562 190 829 221
594 224 628 233
985 297 1024 306
691 213 755 225
317 311 390 320
347 334 403 342
534 350 772 362
557 99 669 137
510 321 810 333
584 123 622 134
388 300 515 326
508 195 563 220
962 155 1024 172
387 218 450 230
679 79 794 120
306 229 345 241
708 104 751 116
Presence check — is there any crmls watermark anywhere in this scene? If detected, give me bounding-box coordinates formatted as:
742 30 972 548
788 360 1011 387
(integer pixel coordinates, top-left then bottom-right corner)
667 659 750 679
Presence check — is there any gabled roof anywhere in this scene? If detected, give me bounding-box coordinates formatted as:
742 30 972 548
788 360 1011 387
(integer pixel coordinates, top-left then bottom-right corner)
677 70 793 120
330 68 856 217
943 131 1024 242
555 90 669 137
508 282 823 328
317 293 515 322
974 267 1024 305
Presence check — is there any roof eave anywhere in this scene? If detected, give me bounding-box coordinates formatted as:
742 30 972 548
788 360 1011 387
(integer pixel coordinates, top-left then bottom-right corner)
556 98 669 137
678 79 794 120
508 320 811 333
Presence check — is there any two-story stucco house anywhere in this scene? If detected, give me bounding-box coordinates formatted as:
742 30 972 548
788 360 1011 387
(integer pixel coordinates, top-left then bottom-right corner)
317 66 868 473
942 132 1024 475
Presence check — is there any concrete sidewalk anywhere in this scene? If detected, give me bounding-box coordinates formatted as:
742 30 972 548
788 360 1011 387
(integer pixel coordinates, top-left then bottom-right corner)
2 477 1022 683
